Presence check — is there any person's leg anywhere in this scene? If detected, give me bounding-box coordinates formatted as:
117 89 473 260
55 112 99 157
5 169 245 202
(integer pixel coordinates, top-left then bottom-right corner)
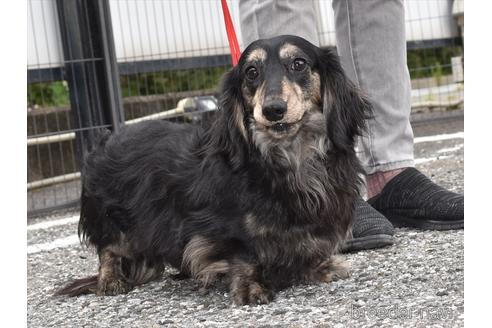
239 0 413 200
239 0 320 48
332 0 463 228
331 0 413 198
238 0 395 252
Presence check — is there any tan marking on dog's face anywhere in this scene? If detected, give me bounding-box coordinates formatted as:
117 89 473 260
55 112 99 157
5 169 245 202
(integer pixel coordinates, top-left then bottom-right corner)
246 48 267 63
251 78 312 128
252 82 267 124
280 77 311 122
233 100 248 141
311 72 322 105
279 43 301 60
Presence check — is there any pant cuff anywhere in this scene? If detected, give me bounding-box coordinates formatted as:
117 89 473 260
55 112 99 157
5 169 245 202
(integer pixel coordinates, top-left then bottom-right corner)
364 159 415 175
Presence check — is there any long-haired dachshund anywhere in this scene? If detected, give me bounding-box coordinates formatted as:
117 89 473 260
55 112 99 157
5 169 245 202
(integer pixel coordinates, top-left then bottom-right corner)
56 35 370 305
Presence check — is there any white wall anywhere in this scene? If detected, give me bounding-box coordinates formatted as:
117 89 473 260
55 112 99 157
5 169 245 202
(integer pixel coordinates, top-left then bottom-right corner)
27 0 460 69
27 0 64 69
405 0 459 43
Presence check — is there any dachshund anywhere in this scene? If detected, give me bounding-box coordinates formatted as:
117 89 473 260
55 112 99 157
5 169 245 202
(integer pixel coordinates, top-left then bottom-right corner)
56 35 370 305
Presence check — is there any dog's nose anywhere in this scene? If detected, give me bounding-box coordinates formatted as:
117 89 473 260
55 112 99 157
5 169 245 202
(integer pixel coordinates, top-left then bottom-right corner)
262 100 287 122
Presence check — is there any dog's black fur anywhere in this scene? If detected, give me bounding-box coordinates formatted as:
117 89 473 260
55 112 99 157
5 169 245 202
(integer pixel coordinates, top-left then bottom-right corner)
56 35 370 305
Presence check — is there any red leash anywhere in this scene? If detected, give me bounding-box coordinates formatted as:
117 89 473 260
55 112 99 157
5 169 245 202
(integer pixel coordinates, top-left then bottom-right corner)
220 0 241 66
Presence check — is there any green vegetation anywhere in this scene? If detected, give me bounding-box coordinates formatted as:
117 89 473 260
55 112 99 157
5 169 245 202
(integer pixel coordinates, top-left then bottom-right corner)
27 66 230 109
27 46 463 108
407 46 462 79
27 81 70 108
120 66 229 97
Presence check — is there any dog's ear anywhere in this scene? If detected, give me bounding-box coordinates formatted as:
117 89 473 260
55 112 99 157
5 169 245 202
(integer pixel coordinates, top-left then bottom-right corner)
218 65 249 143
318 49 371 152
201 65 248 169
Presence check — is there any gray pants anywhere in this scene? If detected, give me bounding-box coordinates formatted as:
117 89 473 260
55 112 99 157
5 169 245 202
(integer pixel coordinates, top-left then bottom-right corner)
239 0 415 174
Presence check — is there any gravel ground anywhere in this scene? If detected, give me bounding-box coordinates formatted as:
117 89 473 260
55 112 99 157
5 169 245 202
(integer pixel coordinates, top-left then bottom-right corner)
27 116 464 328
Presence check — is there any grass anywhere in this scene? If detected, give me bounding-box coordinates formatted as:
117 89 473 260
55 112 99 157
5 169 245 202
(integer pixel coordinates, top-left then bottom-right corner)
407 46 462 80
120 66 229 98
28 81 70 108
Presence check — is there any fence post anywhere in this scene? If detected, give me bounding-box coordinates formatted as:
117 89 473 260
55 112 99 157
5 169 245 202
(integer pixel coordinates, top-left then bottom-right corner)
55 0 124 163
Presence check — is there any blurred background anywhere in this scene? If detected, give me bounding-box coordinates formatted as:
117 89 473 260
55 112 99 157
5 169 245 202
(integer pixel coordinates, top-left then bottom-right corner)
27 0 464 217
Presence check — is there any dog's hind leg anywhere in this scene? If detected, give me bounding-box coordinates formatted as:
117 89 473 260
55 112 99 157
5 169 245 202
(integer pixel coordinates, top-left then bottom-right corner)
56 251 165 297
55 248 131 297
228 259 274 305
96 248 133 296
54 245 130 296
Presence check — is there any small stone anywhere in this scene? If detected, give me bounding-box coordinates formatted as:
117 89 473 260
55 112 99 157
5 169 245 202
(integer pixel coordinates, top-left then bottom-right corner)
436 289 449 296
356 299 365 306
273 309 287 315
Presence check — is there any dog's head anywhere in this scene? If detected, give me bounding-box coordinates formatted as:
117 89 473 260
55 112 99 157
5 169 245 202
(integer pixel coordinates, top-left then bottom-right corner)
239 36 323 138
215 35 370 164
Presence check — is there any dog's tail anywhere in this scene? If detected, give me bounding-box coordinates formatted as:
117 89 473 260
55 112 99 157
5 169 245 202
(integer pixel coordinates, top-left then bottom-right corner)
54 275 98 297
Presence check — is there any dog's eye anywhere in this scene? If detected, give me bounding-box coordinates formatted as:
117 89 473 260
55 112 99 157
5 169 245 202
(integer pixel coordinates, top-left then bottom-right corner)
291 58 307 72
245 67 259 80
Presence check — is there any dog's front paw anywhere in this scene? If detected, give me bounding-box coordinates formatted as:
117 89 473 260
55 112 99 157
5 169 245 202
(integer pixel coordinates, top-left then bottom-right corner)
318 255 351 283
230 280 274 305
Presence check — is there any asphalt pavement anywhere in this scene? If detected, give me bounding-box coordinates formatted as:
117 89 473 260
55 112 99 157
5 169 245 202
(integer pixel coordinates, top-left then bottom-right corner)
27 111 464 328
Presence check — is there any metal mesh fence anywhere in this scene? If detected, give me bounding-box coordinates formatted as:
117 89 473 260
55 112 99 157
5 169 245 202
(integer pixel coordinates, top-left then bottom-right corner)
27 0 464 216
28 0 80 214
